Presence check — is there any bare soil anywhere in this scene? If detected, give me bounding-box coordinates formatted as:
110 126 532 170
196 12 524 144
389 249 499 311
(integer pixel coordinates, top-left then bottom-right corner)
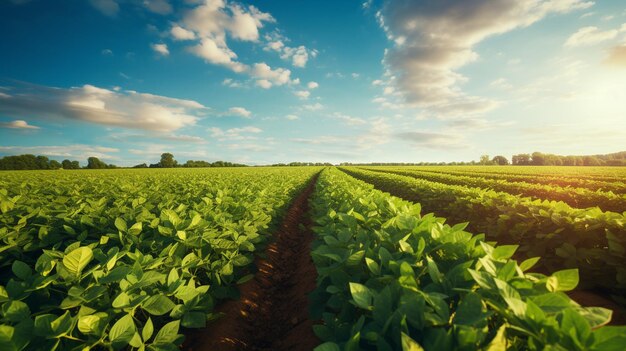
184 175 320 351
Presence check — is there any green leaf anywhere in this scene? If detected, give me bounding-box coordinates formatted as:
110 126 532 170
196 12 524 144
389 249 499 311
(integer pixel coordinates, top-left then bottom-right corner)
115 217 128 232
142 295 175 316
153 320 180 345
519 257 540 272
128 222 143 235
485 325 507 351
62 246 94 276
182 312 206 328
109 314 136 348
365 258 380 275
142 317 154 342
314 342 341 351
349 282 373 310
401 332 425 351
11 261 32 280
51 311 74 336
492 245 518 261
2 300 30 322
78 314 104 335
547 269 579 292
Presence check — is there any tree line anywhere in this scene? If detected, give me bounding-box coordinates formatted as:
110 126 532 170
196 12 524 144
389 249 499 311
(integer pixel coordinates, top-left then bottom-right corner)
0 153 247 170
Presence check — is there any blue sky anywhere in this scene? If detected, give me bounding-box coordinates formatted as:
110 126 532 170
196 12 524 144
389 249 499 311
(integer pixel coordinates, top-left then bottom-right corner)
1 0 625 166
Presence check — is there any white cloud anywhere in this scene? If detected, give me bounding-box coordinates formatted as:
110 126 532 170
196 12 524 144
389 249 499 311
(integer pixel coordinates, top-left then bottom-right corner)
101 49 113 56
395 131 466 150
372 79 383 86
90 0 119 16
620 24 626 32
222 78 245 88
0 82 204 132
143 0 172 15
208 126 262 141
0 120 40 130
227 107 252 118
264 33 316 68
351 73 360 78
172 0 275 75
171 26 196 41
294 90 310 100
163 134 206 143
565 26 619 47
151 43 169 56
332 112 367 126
380 0 594 117
255 79 272 89
307 81 319 89
250 62 292 86
302 103 324 111
286 114 299 120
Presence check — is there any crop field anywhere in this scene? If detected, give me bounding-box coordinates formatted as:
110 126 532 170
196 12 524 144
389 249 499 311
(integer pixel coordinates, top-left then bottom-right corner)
1 166 625 351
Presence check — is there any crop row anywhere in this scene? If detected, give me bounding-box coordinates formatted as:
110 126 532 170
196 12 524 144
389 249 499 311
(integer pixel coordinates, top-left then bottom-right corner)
361 167 626 213
395 167 626 194
310 168 626 350
339 167 626 298
0 168 319 351
417 165 626 181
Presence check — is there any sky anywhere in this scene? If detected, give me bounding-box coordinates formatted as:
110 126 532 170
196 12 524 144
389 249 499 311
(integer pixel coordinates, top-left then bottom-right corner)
0 0 625 166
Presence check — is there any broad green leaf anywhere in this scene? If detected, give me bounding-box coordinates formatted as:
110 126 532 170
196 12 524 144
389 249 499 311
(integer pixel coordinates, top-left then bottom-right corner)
109 314 136 348
349 282 373 310
142 295 175 316
115 217 128 232
547 269 579 292
62 246 93 276
128 222 142 235
142 317 154 342
11 261 32 280
153 320 180 345
401 332 425 351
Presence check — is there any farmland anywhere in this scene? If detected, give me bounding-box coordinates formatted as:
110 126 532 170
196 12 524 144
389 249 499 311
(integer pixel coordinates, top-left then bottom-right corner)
1 166 625 350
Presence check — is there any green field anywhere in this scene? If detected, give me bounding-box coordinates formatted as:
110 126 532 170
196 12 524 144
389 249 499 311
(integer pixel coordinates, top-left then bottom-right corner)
1 166 625 350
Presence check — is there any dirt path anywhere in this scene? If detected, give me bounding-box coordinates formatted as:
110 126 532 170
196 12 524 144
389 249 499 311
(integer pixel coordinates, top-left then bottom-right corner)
185 175 320 351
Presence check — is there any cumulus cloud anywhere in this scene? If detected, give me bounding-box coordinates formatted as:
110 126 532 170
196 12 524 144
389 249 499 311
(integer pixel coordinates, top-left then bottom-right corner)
226 107 252 118
307 81 319 89
250 62 293 87
294 90 310 100
169 0 275 75
143 0 172 15
0 82 205 132
565 26 619 47
89 0 119 17
286 114 299 120
0 120 40 130
379 0 593 117
171 26 196 41
151 43 169 56
264 33 317 68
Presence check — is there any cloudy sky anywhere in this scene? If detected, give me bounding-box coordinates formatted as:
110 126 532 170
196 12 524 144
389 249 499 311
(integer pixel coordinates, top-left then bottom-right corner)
1 0 625 166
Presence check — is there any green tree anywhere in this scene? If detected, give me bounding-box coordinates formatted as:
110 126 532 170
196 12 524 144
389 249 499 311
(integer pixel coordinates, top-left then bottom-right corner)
479 155 492 165
87 157 108 169
159 153 177 168
49 160 62 169
491 155 509 165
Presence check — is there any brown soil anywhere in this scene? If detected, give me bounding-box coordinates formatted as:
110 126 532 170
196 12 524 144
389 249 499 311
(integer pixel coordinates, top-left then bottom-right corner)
184 175 320 351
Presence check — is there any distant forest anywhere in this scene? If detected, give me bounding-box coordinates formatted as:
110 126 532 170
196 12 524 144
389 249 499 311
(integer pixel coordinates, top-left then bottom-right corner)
0 151 624 170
